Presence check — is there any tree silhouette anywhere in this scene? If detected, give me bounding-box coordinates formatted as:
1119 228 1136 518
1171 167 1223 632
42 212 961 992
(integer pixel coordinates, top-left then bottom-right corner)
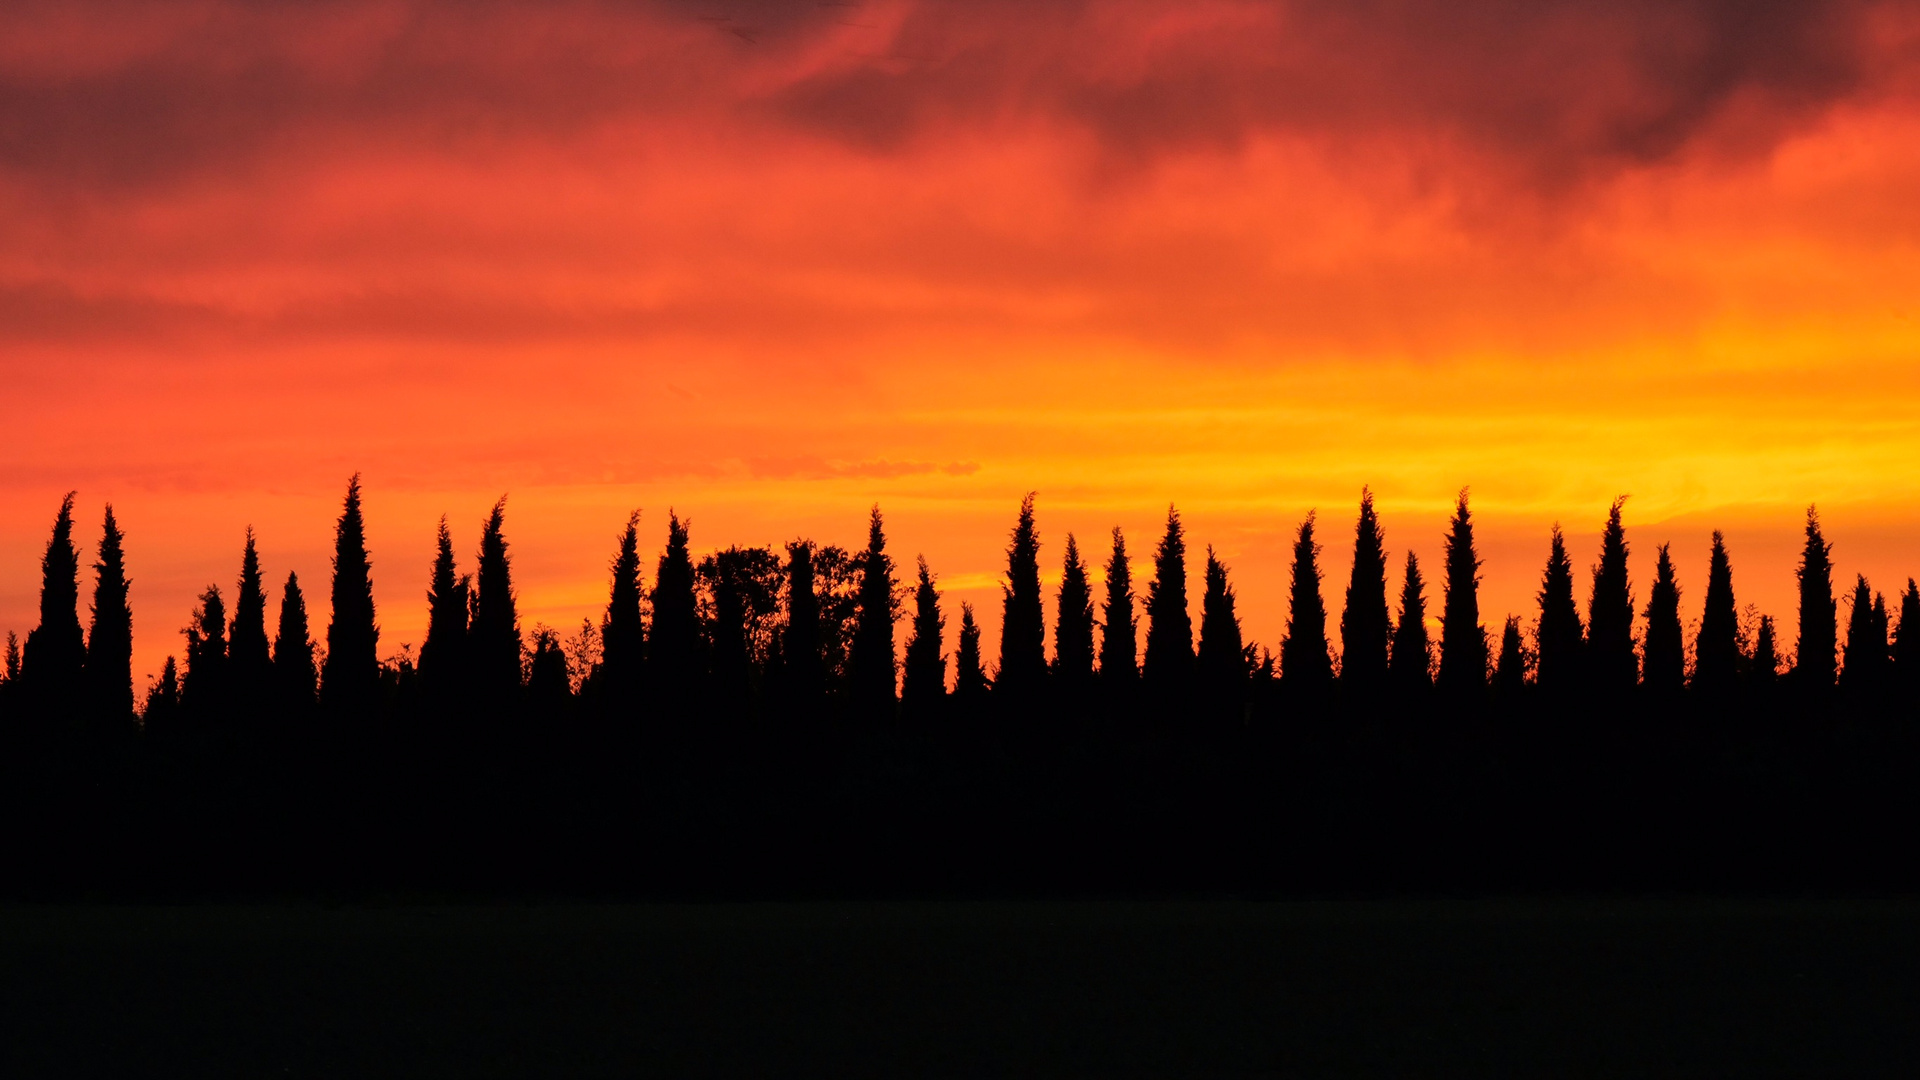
1693 531 1740 695
700 549 754 708
1437 491 1486 696
1841 575 1889 692
1794 506 1836 690
1281 514 1333 691
273 572 317 710
143 656 180 731
419 516 469 699
229 528 273 709
1534 525 1584 695
182 585 228 715
1894 579 1920 695
783 541 824 706
600 511 645 710
1052 534 1095 689
1642 543 1684 694
1198 547 1247 700
1587 498 1636 694
1099 527 1137 686
1142 506 1193 690
471 497 523 702
902 557 947 711
1389 552 1432 692
81 504 134 725
321 475 379 712
20 492 85 711
650 512 700 703
1494 616 1526 697
851 506 899 710
954 602 991 704
525 625 571 708
1751 614 1780 687
997 494 1046 699
1339 489 1391 693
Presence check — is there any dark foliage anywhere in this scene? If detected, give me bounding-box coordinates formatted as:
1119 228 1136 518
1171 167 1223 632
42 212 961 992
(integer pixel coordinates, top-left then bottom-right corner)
1642 544 1685 694
1494 615 1526 697
954 602 990 703
272 572 317 711
1437 491 1485 696
20 493 85 710
650 513 701 703
600 511 646 710
1098 528 1137 686
229 528 274 709
1389 552 1432 691
1535 525 1584 695
1339 489 1390 693
1694 531 1740 695
996 495 1046 699
1796 506 1837 690
1052 534 1095 689
1142 506 1192 691
1197 548 1246 700
783 542 824 706
320 475 379 713
851 507 898 710
902 557 946 711
1280 514 1332 691
81 505 134 726
1587 497 1636 694
419 516 469 701
471 498 523 703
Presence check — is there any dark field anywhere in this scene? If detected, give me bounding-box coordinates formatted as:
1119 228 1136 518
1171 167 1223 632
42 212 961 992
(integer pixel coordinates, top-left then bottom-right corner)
4 898 1918 1076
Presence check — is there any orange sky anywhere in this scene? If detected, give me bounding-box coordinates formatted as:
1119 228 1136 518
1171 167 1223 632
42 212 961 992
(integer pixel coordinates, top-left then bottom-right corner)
4 0 1920 690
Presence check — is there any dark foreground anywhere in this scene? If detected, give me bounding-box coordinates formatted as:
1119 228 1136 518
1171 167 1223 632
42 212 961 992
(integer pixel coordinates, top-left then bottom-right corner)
4 898 1918 1076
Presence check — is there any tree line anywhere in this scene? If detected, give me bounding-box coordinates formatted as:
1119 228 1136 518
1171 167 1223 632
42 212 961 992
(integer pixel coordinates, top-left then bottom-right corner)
3 479 1911 733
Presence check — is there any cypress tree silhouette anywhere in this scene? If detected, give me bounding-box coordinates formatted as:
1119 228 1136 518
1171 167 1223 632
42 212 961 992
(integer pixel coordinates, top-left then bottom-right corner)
228 528 273 708
1142 506 1193 690
1494 616 1526 697
1052 533 1095 689
418 516 469 698
2 632 19 704
702 549 754 707
1534 525 1584 695
599 511 645 710
783 541 824 706
1339 489 1390 693
1894 579 1920 696
902 557 947 711
471 497 523 701
1389 552 1432 692
20 492 85 712
1840 575 1889 692
81 504 134 725
1693 531 1741 695
1437 491 1486 696
273 572 317 709
1642 543 1684 694
1751 615 1780 687
526 625 571 708
1099 527 1137 686
1873 593 1893 692
1794 506 1836 690
143 655 180 730
851 506 899 711
650 512 700 703
1197 547 1247 700
997 494 1046 699
321 475 379 712
182 585 228 715
954 602 991 704
1586 497 1636 694
1281 514 1333 691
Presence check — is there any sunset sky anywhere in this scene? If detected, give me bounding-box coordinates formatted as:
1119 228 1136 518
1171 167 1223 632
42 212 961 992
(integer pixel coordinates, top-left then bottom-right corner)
5 0 1920 688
